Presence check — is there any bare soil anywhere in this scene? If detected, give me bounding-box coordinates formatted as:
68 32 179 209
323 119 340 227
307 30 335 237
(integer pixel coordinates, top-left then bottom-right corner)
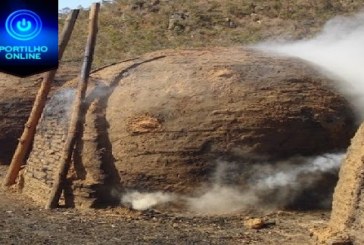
0 165 328 245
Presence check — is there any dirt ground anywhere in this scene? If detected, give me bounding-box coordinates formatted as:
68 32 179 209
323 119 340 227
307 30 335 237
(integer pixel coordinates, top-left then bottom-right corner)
0 165 329 245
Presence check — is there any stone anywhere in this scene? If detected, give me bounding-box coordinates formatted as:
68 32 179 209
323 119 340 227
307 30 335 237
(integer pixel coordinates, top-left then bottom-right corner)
244 218 266 229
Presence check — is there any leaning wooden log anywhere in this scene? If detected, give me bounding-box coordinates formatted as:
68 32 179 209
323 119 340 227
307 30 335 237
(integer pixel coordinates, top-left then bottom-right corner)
46 3 100 209
3 9 80 187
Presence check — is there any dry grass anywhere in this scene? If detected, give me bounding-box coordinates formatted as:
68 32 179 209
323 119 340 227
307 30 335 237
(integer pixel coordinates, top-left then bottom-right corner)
59 0 364 68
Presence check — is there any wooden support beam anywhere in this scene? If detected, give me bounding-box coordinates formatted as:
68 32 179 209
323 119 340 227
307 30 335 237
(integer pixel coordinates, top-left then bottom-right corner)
46 3 100 209
3 9 80 187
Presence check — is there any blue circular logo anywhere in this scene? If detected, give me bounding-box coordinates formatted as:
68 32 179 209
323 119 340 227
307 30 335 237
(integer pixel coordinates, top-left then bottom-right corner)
5 10 42 41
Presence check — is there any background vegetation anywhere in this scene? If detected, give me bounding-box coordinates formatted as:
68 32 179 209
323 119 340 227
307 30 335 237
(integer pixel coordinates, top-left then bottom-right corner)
59 0 364 68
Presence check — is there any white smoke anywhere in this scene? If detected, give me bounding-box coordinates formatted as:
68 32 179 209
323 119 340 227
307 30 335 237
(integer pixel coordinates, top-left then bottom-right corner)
186 153 343 214
122 191 175 211
254 11 364 118
255 153 342 190
121 153 344 214
185 185 259 214
43 88 75 121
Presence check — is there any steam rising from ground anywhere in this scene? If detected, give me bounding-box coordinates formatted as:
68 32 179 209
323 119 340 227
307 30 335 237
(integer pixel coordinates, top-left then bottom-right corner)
122 153 344 214
255 11 364 118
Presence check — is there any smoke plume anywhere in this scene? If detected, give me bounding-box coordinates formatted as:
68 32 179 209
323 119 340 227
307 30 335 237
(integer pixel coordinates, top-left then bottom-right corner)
121 153 344 214
43 88 75 120
254 11 364 118
122 191 175 211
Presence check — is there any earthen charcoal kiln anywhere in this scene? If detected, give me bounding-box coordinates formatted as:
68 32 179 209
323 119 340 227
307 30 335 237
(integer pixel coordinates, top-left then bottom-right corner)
9 48 356 208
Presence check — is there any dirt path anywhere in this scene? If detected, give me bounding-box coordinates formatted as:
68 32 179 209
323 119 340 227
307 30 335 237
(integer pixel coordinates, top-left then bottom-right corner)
0 166 327 245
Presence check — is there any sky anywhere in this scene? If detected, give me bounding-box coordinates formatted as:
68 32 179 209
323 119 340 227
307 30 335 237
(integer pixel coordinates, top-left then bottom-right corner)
59 0 100 10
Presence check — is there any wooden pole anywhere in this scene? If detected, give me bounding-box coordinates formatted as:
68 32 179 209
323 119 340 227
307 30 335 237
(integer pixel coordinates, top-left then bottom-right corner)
3 10 80 187
46 3 100 209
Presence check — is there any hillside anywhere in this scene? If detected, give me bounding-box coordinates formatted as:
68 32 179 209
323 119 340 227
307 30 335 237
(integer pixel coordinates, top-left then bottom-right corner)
59 0 364 68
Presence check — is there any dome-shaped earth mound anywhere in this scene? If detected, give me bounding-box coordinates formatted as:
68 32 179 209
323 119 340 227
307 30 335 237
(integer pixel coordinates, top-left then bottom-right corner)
102 47 356 193
0 66 78 165
0 75 40 164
